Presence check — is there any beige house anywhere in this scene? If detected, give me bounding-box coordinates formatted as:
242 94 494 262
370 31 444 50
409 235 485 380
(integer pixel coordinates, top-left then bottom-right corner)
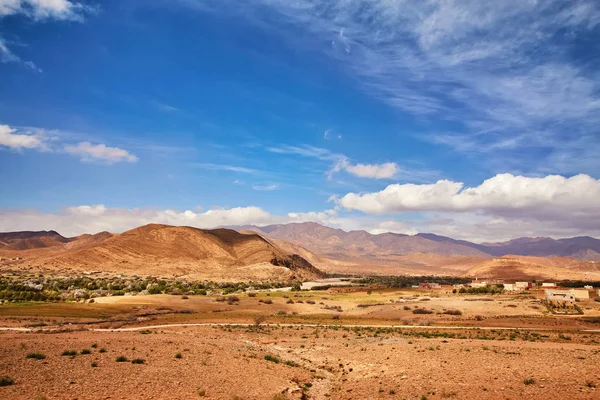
570 289 590 300
545 290 575 305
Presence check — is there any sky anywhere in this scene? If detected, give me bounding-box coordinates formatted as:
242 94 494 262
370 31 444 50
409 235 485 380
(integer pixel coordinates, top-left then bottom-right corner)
1 0 600 242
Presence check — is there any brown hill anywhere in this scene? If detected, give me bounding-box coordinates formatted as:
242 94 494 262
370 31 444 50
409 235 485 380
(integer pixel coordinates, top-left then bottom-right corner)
0 230 71 250
464 255 600 280
3 224 323 282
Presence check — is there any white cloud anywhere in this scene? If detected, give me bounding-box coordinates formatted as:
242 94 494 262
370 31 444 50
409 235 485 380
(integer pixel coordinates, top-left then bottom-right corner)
333 159 399 179
0 124 49 150
0 37 42 71
334 174 600 225
64 142 139 164
0 0 90 20
252 183 279 191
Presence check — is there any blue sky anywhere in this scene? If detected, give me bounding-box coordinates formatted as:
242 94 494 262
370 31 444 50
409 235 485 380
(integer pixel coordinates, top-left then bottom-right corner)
1 0 599 241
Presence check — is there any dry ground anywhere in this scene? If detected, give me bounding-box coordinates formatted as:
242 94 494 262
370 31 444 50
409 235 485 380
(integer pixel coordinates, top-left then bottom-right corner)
2 290 600 399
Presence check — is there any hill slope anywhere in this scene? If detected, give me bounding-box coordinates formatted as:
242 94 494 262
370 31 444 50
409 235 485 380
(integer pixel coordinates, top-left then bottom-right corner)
0 231 71 250
2 224 323 281
464 255 600 280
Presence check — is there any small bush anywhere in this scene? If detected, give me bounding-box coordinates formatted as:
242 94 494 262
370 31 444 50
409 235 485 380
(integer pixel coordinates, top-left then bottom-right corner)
264 354 280 364
175 353 182 359
443 309 463 316
586 381 597 388
254 315 267 326
475 315 484 321
198 388 206 397
131 358 145 364
403 305 411 310
80 349 91 355
116 355 128 362
0 376 14 386
91 343 98 348
91 362 98 368
27 353 46 360
332 314 340 320
412 308 434 315
181 295 189 300
524 378 535 385
99 348 107 353
286 299 294 304
247 292 257 297
62 350 77 356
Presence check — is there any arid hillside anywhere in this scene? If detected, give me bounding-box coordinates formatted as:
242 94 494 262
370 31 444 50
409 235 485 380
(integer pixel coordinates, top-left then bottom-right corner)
0 231 71 250
0 224 323 282
464 255 600 280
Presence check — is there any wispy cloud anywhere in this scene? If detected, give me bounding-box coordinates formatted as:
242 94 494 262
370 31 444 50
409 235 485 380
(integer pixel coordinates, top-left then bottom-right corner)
64 142 138 164
1 123 139 164
190 1 600 176
252 183 279 191
193 162 260 174
0 0 94 72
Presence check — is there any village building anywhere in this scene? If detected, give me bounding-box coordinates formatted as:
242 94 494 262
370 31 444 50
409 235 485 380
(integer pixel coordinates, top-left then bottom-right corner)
570 289 590 301
545 290 576 305
515 281 532 289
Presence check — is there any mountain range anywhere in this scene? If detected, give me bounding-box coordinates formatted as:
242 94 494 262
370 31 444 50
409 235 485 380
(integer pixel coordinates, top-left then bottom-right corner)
2 222 600 280
234 222 600 261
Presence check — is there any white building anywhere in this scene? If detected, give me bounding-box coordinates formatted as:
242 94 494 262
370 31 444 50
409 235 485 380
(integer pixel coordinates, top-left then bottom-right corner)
545 290 575 305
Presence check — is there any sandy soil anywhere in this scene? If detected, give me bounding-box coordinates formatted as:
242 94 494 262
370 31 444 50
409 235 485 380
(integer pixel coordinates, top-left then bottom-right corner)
1 325 600 400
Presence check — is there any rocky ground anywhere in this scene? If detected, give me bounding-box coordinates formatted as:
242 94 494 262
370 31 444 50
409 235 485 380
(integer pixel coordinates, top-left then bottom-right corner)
1 324 600 400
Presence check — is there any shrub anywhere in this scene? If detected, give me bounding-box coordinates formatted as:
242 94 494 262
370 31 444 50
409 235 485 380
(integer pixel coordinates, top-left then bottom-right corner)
586 381 597 388
306 300 315 304
524 378 535 385
0 376 14 386
181 295 189 300
227 295 240 304
475 315 484 321
286 299 294 304
412 308 434 315
116 355 128 362
175 353 182 359
443 309 463 316
27 353 46 360
254 315 267 326
247 292 257 297
264 354 280 363
332 314 340 320
62 350 77 356
403 305 411 310
99 348 107 353
198 389 206 397
91 362 98 368
131 358 145 364
259 299 273 305
80 349 91 355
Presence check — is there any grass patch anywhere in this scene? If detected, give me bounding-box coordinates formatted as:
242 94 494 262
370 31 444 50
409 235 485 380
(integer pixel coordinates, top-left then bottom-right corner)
27 352 46 360
62 350 77 356
115 355 128 362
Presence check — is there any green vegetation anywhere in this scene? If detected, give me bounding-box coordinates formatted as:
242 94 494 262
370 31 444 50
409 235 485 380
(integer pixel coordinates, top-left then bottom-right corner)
354 275 469 288
62 350 77 356
80 349 91 355
26 352 46 360
264 354 280 364
131 358 145 364
0 376 14 386
524 378 535 385
0 275 298 303
115 355 128 362
99 348 107 353
175 353 182 359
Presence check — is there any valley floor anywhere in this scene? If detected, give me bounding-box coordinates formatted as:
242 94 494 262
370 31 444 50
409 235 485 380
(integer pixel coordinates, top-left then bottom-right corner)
1 289 600 399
